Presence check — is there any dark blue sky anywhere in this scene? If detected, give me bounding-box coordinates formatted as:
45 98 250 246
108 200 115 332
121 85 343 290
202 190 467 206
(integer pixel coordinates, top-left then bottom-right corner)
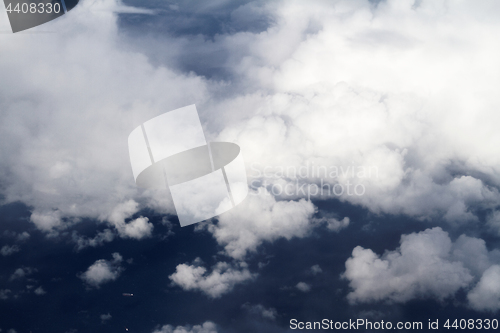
0 198 497 332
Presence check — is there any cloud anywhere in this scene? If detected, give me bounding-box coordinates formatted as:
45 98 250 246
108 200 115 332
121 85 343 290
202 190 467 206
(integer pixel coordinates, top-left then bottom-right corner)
343 227 500 305
198 190 316 260
295 282 311 293
72 229 115 251
79 253 123 288
310 264 322 275
16 232 30 242
152 321 218 333
34 286 46 295
169 259 255 298
85 0 155 14
122 216 153 239
206 0 500 225
467 265 500 312
452 234 500 278
100 313 112 323
106 200 154 239
30 210 63 233
486 210 500 236
242 303 277 320
343 228 473 304
317 216 350 233
0 0 205 235
9 267 35 281
0 289 12 300
0 245 19 256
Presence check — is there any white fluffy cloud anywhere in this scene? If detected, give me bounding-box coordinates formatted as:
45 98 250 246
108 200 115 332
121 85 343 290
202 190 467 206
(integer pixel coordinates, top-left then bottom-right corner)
152 321 218 333
79 252 123 288
169 259 255 298
310 264 322 275
207 0 500 226
30 210 63 233
343 227 500 306
295 282 311 293
0 0 499 289
467 265 500 312
198 190 316 260
106 200 154 239
0 0 204 235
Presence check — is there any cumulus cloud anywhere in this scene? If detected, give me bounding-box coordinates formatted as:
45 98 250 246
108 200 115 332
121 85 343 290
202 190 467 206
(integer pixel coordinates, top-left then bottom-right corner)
34 286 46 295
198 190 316 259
242 303 277 320
205 0 500 226
106 200 154 239
169 259 255 298
152 321 218 333
157 0 500 263
9 267 35 281
0 0 203 235
343 227 500 305
344 228 468 303
0 245 19 256
310 264 322 275
467 265 500 312
30 210 63 233
452 234 500 278
100 313 112 323
295 282 311 293
79 253 123 288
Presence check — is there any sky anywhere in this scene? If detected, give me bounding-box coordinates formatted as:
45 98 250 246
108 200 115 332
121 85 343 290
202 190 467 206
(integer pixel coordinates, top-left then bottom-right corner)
1 0 500 332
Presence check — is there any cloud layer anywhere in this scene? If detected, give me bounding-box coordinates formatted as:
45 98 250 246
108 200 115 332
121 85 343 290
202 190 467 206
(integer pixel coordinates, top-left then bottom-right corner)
1 0 499 238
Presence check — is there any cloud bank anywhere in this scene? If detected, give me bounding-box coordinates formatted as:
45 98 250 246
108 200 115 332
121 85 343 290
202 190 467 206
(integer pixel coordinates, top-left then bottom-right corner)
1 0 499 238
